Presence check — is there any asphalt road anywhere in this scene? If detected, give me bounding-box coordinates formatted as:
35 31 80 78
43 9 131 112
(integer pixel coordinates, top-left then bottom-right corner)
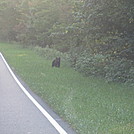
0 53 76 134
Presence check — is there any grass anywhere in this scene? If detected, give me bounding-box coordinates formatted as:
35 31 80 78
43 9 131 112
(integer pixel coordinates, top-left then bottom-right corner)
0 43 134 134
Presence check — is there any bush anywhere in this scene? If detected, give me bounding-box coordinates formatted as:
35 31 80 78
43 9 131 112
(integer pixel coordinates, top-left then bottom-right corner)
32 46 134 85
105 58 134 84
33 45 69 62
69 49 134 85
127 67 134 85
73 50 108 77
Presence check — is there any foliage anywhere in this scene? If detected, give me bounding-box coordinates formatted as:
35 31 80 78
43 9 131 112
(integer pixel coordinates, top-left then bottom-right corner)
69 49 134 85
16 0 73 47
105 58 134 84
33 45 69 62
0 0 19 41
0 0 134 84
74 51 107 77
67 0 134 84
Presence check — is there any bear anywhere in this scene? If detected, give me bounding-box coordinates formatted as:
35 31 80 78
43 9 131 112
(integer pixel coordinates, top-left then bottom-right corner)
52 57 60 68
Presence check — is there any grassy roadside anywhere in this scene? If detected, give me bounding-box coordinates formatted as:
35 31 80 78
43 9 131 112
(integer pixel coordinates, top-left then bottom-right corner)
0 43 134 134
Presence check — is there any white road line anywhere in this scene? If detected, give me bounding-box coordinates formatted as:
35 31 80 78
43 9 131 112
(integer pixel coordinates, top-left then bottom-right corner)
0 52 68 134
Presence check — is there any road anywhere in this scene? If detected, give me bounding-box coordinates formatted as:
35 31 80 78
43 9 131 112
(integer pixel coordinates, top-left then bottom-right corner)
0 53 76 134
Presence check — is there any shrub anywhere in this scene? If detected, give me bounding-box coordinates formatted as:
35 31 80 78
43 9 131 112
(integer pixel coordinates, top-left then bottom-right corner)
105 58 134 84
74 51 107 77
33 45 69 63
33 46 134 85
69 49 134 85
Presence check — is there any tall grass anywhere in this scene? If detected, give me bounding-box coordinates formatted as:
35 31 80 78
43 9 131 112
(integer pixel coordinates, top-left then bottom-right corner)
0 43 134 134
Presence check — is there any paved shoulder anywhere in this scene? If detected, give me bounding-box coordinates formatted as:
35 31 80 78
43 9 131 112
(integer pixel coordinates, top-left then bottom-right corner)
0 54 76 134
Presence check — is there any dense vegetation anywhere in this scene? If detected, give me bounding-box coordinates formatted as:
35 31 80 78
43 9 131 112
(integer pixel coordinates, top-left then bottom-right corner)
0 0 134 84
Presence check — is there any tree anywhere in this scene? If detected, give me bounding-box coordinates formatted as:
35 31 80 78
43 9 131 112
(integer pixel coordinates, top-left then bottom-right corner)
85 0 133 57
0 0 19 41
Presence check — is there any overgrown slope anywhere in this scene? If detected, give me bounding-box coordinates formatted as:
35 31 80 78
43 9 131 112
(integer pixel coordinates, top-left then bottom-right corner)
0 43 134 134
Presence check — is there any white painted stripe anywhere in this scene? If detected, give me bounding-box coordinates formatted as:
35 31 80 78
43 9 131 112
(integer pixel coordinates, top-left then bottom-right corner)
0 52 68 134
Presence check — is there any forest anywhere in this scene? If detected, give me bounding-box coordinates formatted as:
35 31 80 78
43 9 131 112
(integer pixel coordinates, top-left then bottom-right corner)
0 0 134 84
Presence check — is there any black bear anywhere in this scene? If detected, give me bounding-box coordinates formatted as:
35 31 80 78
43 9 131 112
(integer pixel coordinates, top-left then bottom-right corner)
52 57 60 68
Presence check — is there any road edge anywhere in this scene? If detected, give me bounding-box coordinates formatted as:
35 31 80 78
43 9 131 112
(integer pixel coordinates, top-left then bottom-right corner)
0 52 68 134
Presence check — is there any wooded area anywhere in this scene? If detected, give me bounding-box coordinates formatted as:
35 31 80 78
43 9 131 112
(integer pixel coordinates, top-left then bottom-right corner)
0 0 134 84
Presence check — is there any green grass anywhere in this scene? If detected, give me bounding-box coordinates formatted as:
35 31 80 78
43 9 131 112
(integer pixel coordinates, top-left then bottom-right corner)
0 43 134 134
